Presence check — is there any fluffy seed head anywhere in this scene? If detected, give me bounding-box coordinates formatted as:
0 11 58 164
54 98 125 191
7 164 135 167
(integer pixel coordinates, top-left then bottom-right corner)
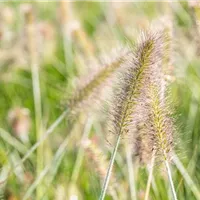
134 72 175 164
109 31 165 138
131 30 174 164
146 84 174 162
67 48 131 114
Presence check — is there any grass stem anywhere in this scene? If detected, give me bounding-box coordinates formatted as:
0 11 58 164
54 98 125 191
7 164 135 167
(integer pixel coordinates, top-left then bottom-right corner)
23 135 70 200
165 159 178 200
99 134 121 200
173 153 200 200
145 153 155 200
71 117 93 183
0 128 28 154
125 143 137 200
0 109 69 186
26 9 44 199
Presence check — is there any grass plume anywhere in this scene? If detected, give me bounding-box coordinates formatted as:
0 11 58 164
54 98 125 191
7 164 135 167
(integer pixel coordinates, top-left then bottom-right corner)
147 84 174 161
100 31 165 200
141 79 177 199
109 32 164 137
67 49 131 113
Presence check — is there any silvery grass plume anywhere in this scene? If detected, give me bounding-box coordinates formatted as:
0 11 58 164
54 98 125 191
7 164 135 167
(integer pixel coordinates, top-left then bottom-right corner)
99 31 166 200
134 80 174 165
134 28 172 164
143 82 177 200
67 48 131 115
131 29 176 200
109 31 166 140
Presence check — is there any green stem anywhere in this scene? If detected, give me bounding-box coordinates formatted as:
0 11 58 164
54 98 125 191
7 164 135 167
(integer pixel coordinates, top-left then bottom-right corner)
125 143 137 200
27 16 43 199
165 160 178 200
99 134 121 200
0 128 28 154
23 136 69 200
173 153 200 200
71 117 93 182
145 153 155 200
20 110 68 165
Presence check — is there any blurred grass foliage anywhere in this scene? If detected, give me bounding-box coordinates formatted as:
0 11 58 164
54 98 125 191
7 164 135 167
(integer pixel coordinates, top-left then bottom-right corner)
0 1 200 200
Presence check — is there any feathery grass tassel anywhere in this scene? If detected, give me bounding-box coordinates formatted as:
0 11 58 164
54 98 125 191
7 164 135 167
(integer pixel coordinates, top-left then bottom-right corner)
147 84 177 200
67 49 131 114
99 31 165 200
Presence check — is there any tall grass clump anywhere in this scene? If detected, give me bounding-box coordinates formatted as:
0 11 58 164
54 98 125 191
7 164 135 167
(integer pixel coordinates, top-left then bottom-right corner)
99 31 166 200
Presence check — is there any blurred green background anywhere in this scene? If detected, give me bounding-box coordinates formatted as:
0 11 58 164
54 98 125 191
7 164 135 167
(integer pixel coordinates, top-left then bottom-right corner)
0 1 200 200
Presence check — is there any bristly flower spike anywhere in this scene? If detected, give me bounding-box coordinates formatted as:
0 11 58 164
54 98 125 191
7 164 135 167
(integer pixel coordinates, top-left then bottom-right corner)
99 31 165 200
134 29 177 200
146 82 177 200
67 48 131 114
